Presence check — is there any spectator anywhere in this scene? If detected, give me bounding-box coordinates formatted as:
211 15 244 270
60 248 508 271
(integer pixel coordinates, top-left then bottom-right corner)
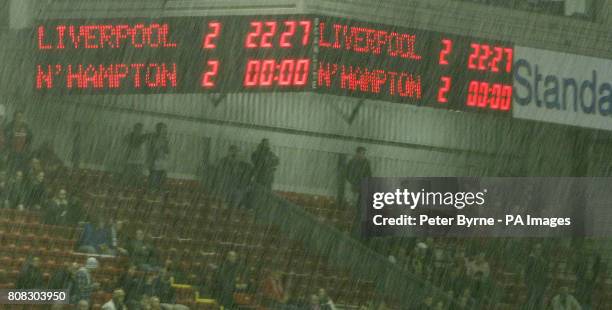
7 170 27 209
0 173 8 208
28 157 44 179
77 300 90 310
216 145 252 207
149 296 161 310
151 268 176 305
524 244 549 310
102 288 127 310
550 286 582 310
216 251 246 309
307 294 322 310
15 257 44 289
260 270 289 308
77 217 113 255
344 146 372 206
317 288 337 310
147 122 170 192
44 188 71 225
466 252 490 279
575 253 602 309
5 110 33 172
26 171 47 209
138 296 152 310
73 257 99 304
250 139 279 190
123 123 147 187
126 229 157 269
48 262 78 296
0 104 7 163
110 220 127 255
116 265 140 307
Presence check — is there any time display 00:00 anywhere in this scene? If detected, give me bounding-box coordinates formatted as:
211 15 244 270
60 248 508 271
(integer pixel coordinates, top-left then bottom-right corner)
466 81 512 111
243 58 310 87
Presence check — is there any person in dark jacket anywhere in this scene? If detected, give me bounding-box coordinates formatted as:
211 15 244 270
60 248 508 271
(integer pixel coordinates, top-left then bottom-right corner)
116 265 141 308
250 139 279 190
5 110 33 173
216 145 252 207
345 146 372 205
7 170 28 209
44 188 81 226
216 251 246 309
49 261 78 299
26 171 47 209
77 217 113 254
150 268 176 305
523 244 549 310
126 229 157 270
16 257 44 289
147 123 170 192
123 123 147 187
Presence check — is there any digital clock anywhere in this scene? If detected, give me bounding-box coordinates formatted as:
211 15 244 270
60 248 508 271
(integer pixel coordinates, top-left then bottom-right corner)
33 15 514 114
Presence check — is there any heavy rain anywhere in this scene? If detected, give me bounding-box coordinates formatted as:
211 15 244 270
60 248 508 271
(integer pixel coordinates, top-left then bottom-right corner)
0 0 610 309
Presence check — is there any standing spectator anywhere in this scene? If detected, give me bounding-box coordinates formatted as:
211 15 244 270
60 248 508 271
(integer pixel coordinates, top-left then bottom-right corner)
216 145 252 207
15 257 44 289
251 139 279 190
116 265 140 306
524 244 549 310
7 170 27 209
0 104 7 165
71 122 82 170
550 287 582 310
307 294 322 310
102 289 127 310
147 122 170 192
123 123 147 187
345 147 372 206
575 253 602 309
26 171 47 209
49 261 78 296
126 229 157 270
317 288 338 310
73 257 99 304
151 268 176 305
77 217 113 254
0 173 8 208
5 110 33 172
216 251 246 309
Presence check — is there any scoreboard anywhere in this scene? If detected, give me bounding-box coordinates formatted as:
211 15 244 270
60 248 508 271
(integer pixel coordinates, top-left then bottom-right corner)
34 15 514 113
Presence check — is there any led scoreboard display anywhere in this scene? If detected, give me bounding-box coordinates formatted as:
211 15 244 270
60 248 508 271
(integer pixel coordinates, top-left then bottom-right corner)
34 15 514 113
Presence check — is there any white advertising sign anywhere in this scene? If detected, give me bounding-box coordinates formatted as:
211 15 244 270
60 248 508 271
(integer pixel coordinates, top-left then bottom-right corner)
513 46 612 131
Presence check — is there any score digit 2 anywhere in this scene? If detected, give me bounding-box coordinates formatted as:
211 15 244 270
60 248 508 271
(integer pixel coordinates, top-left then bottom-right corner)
201 60 220 88
437 76 451 103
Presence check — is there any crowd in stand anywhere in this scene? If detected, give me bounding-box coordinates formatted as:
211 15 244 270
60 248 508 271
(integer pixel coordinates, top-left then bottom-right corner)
375 237 607 309
3 107 609 309
3 110 354 309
